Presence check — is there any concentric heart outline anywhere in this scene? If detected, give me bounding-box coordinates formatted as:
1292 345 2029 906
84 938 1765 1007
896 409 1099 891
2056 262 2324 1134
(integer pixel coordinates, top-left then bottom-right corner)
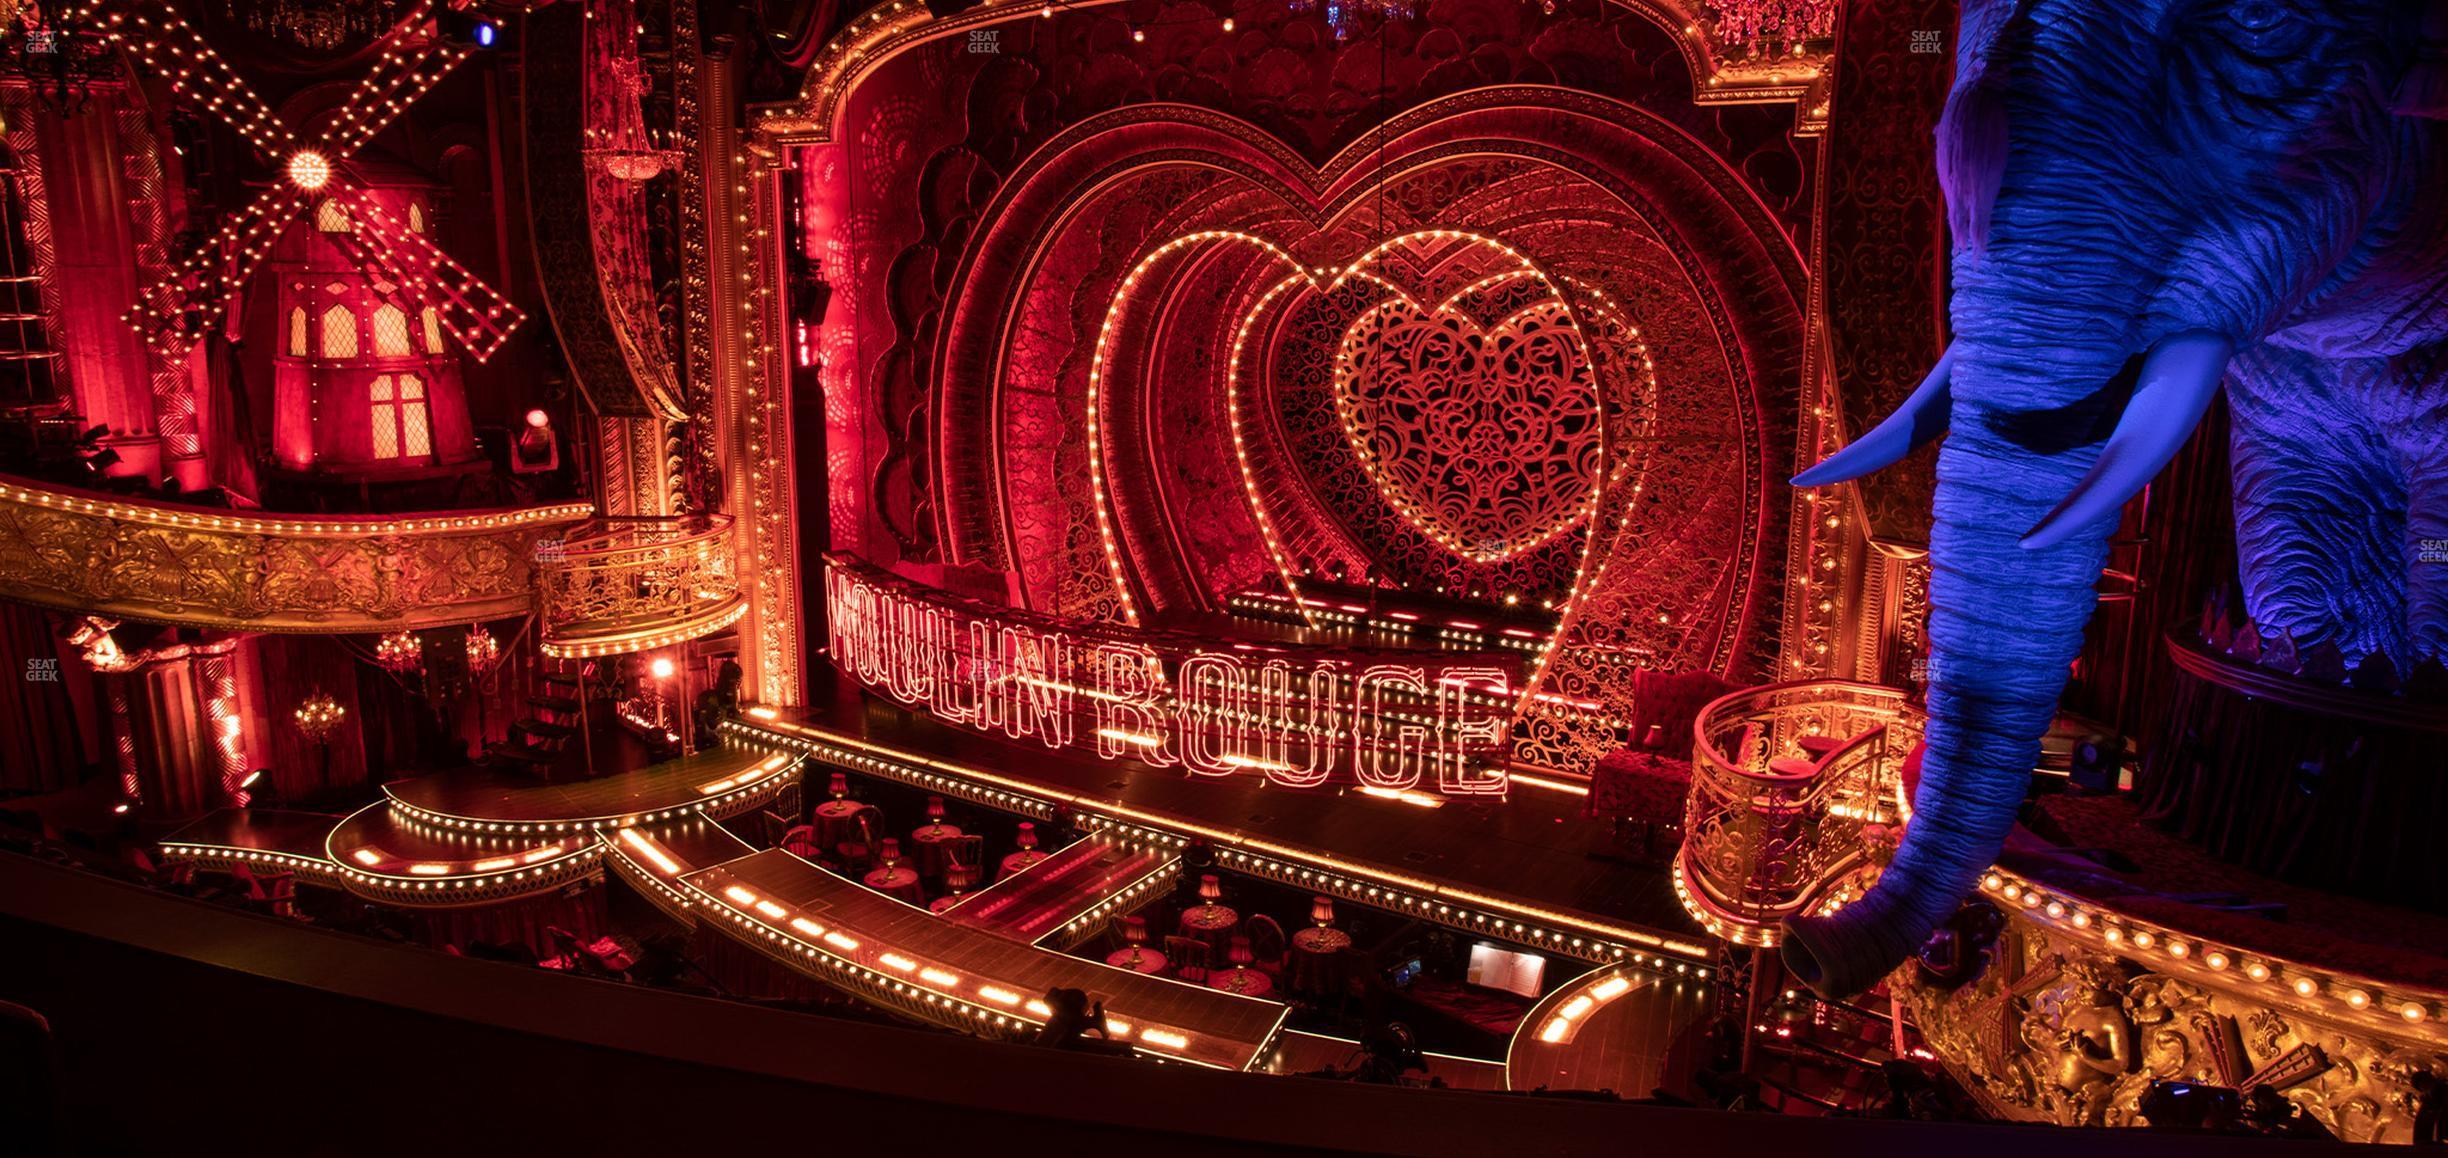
1327 294 1603 565
1085 228 1658 735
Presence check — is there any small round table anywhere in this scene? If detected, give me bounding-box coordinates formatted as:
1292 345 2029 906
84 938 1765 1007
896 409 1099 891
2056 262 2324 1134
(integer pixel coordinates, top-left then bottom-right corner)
1178 904 1239 954
999 850 1050 877
1288 927 1353 997
1208 967 1274 997
811 799 867 850
1105 947 1168 974
862 865 924 905
908 823 965 883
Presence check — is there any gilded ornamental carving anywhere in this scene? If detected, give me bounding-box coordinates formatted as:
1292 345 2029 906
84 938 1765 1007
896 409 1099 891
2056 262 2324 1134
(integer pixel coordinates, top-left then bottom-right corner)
537 514 747 659
1904 888 2448 1144
0 480 590 634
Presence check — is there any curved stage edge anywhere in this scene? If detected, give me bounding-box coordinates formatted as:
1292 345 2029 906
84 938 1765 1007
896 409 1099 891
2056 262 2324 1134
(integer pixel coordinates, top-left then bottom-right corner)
0 853 2284 1158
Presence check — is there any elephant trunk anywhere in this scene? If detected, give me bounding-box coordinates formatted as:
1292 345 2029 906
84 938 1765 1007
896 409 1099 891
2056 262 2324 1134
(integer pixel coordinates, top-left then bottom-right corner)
1780 333 2232 999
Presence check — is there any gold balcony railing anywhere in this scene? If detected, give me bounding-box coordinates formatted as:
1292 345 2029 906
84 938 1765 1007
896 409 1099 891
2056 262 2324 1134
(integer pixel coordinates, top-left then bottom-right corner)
1673 680 1922 947
1906 867 2448 1142
0 477 590 633
536 514 746 659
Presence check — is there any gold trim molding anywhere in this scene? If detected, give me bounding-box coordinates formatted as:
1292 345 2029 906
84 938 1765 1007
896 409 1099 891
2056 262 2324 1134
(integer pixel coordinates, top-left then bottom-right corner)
0 479 590 633
1904 868 2448 1143
536 514 748 659
751 0 1832 146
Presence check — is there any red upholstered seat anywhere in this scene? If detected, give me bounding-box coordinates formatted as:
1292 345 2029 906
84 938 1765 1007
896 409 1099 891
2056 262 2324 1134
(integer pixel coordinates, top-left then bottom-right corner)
1587 749 1691 823
1586 670 1741 861
1627 669 1741 758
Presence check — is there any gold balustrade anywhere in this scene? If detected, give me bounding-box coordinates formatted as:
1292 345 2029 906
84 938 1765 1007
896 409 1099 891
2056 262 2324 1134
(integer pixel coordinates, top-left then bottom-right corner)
0 477 590 633
1673 680 1922 947
536 514 747 659
1905 868 2448 1142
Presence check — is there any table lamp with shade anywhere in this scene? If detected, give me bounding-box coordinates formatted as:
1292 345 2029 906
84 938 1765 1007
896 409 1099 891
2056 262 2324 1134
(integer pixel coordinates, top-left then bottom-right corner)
923 794 947 836
1312 895 1337 929
1223 935 1258 992
829 772 849 800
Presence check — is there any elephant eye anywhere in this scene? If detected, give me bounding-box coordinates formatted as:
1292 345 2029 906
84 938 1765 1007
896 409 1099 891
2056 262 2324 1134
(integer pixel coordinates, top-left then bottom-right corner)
2205 0 2313 58
2227 0 2284 31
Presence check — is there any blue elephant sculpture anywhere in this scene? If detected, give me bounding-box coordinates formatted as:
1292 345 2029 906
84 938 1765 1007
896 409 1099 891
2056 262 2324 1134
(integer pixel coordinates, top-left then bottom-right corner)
1783 0 2447 998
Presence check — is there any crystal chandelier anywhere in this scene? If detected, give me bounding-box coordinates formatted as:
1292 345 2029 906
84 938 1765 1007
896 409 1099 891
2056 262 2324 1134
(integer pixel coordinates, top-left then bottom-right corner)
1708 0 1838 54
374 630 422 674
293 692 347 743
228 0 402 54
4 5 117 116
464 625 500 676
581 26 678 182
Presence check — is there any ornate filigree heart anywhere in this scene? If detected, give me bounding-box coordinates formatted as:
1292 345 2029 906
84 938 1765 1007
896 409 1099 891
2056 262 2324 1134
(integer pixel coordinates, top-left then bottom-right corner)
1331 298 1601 563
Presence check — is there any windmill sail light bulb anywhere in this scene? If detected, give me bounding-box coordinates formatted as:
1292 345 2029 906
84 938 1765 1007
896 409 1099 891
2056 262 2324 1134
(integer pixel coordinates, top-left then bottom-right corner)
287 149 332 191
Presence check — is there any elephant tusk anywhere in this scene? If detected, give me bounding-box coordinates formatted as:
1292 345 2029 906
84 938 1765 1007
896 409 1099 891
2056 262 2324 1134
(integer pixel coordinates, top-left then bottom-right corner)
1791 345 1956 487
2018 330 2234 550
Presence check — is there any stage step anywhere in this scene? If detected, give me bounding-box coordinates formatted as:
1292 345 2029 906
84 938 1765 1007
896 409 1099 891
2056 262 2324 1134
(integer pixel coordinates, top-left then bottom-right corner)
486 740 555 767
513 717 576 742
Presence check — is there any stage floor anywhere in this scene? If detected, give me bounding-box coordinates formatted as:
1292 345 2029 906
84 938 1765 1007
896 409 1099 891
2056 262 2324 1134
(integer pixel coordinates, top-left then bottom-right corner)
735 670 1710 966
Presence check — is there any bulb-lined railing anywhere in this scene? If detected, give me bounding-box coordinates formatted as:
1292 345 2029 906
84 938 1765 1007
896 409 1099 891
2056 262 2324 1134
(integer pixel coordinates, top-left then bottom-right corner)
536 514 747 659
1673 680 1921 947
0 477 589 633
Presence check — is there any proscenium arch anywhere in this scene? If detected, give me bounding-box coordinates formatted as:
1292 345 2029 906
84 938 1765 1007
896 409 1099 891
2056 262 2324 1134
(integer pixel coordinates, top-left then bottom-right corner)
926 90 1806 675
752 0 1816 148
1085 230 1611 628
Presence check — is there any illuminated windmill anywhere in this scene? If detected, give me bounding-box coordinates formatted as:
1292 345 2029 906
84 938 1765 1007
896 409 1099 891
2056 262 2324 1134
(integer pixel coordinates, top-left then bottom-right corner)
91 0 524 362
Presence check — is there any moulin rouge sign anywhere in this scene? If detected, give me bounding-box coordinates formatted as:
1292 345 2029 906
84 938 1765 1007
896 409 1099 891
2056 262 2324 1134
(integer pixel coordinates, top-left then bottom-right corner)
824 558 1518 797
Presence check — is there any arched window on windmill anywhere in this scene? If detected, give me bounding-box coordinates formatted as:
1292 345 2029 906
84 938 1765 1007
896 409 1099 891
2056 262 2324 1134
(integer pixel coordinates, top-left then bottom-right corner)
263 171 478 483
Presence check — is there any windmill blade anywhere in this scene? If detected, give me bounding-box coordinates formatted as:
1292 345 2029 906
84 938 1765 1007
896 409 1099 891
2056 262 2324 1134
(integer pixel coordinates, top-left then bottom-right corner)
314 3 473 163
89 2 300 161
326 187 525 363
124 186 315 353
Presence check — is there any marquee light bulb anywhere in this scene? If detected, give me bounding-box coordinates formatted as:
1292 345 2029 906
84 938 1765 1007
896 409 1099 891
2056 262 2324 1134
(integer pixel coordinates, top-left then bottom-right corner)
287 149 333 191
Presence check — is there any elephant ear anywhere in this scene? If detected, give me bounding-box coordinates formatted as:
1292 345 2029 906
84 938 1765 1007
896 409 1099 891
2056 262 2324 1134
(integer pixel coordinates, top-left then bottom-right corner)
1937 0 2026 257
2392 2 2448 118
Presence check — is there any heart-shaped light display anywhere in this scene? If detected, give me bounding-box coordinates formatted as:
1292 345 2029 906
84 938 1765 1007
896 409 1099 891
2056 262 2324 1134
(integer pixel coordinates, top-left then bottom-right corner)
1331 298 1601 564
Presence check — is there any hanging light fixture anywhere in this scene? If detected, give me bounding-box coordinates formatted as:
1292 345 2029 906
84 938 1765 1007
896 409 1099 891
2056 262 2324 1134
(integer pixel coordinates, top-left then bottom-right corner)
374 630 422 674
580 2 679 182
464 625 500 675
293 692 346 743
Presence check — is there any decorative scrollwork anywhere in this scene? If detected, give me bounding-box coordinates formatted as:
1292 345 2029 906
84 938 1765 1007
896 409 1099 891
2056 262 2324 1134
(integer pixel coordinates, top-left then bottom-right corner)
1673 679 1921 945
0 480 587 633
537 514 747 658
1906 906 2448 1143
1331 296 1602 565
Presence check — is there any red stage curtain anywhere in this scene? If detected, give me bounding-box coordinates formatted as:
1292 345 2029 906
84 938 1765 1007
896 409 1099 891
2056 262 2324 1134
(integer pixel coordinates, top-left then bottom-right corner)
416 884 611 959
0 603 92 793
247 635 371 804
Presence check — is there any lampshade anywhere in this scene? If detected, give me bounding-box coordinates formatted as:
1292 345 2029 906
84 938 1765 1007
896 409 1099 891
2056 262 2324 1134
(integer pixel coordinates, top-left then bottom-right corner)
1121 915 1147 946
1311 895 1336 928
1198 873 1222 903
829 772 848 799
1015 821 1038 850
926 794 946 822
1227 935 1254 968
879 837 903 866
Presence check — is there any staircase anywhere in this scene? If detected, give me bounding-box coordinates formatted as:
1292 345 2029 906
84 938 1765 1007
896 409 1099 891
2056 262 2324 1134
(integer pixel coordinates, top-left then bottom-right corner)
486 660 590 777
